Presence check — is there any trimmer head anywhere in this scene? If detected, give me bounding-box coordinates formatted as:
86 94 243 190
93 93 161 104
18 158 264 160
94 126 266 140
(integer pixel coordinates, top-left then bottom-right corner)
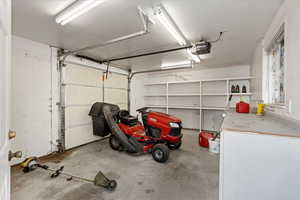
94 171 117 191
20 157 38 173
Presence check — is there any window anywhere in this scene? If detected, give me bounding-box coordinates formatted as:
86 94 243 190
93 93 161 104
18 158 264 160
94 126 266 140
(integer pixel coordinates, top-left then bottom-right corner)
267 26 285 105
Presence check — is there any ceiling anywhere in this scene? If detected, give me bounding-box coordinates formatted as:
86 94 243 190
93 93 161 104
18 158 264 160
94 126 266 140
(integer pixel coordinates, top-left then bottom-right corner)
12 0 283 70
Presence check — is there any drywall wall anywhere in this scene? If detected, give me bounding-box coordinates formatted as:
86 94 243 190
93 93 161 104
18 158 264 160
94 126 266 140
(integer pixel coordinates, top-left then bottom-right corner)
10 36 129 161
10 36 59 164
131 65 250 130
250 41 265 102
251 0 300 121
138 65 250 83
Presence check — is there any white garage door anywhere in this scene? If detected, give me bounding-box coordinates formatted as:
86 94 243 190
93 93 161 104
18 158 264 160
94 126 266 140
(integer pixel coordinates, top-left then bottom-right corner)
63 61 128 149
103 72 128 110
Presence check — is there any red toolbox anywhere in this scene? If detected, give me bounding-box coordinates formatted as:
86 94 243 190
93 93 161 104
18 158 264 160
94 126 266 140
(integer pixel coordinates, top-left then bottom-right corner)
199 131 214 148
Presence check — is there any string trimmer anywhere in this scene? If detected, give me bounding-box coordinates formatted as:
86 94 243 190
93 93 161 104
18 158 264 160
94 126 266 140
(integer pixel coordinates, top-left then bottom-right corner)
20 157 117 191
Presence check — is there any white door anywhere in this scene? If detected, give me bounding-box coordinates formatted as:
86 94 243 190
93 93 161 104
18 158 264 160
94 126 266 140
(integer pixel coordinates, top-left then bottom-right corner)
0 0 11 199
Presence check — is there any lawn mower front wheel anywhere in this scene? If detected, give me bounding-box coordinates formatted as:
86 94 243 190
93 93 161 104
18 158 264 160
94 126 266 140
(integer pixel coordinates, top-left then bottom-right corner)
167 141 182 150
151 144 169 163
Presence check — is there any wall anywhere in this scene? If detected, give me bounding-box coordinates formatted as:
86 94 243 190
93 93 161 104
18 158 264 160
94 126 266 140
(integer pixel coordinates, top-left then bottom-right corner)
10 36 130 161
131 65 250 130
10 36 59 164
251 0 300 121
251 41 265 102
137 65 250 84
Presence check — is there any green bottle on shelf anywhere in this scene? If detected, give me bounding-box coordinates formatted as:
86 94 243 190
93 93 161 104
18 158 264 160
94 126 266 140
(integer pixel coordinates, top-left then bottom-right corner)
236 85 240 93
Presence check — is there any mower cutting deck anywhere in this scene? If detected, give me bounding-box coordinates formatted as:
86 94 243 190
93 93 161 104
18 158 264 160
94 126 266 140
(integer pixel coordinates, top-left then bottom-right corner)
89 103 183 163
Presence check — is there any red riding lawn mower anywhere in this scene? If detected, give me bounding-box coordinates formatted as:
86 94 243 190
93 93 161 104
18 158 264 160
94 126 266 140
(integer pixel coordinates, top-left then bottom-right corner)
89 103 183 163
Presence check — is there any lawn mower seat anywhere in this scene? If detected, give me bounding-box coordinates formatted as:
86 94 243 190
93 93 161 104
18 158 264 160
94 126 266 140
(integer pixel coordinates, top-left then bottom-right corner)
118 110 138 126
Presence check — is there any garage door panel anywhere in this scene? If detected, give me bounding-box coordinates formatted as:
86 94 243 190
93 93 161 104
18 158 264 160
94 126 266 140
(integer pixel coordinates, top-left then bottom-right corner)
64 63 128 149
65 106 92 128
118 103 128 110
65 63 103 86
65 86 102 105
104 89 127 107
104 73 128 88
65 125 98 149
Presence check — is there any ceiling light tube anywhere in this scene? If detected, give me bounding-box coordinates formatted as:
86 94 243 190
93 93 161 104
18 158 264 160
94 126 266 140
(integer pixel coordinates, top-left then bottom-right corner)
56 0 105 25
155 4 201 63
154 4 187 46
161 61 193 69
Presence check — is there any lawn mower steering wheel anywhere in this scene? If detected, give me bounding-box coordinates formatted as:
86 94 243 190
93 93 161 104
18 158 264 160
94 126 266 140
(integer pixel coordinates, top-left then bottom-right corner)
118 110 130 119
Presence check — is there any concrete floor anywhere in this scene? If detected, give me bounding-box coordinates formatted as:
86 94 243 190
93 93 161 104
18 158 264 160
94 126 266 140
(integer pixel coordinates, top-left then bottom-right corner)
12 130 219 200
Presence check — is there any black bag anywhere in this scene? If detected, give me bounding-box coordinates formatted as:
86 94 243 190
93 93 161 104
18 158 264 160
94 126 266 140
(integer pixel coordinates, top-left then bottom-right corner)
89 102 120 137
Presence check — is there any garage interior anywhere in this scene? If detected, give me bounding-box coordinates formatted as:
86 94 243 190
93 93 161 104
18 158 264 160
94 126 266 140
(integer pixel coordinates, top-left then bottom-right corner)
1 0 300 200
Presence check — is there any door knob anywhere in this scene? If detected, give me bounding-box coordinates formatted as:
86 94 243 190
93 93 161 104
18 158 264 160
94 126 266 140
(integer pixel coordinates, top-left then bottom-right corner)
8 130 16 139
9 150 22 161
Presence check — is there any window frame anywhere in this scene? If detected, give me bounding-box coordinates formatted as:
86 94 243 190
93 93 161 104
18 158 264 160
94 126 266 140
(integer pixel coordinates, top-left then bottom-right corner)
265 24 287 110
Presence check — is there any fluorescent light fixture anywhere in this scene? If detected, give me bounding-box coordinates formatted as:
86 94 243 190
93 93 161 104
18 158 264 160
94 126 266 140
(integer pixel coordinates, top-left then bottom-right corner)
154 4 201 63
137 6 156 25
187 49 201 63
56 0 105 25
199 54 212 59
161 61 193 69
154 4 187 46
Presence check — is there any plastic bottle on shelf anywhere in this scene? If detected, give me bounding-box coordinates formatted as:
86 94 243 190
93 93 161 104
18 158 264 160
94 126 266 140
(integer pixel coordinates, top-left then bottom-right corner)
236 85 240 93
242 85 247 93
231 85 236 93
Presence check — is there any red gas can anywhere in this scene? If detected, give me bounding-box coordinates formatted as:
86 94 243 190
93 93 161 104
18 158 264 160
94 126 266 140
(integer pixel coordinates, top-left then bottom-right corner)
236 101 250 113
199 131 214 148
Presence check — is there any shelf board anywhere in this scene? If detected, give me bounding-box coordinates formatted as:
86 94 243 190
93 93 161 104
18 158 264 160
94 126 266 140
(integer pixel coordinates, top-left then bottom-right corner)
147 105 200 110
145 93 252 97
144 83 166 86
168 93 200 97
228 77 254 81
168 80 200 84
230 93 252 96
147 105 226 111
146 105 167 108
202 107 227 110
144 95 166 97
201 93 227 96
169 106 200 110
144 76 254 86
169 93 228 96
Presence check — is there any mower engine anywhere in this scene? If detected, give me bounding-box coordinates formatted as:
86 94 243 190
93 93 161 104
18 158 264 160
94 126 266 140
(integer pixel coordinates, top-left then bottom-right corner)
144 112 182 145
136 107 182 149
